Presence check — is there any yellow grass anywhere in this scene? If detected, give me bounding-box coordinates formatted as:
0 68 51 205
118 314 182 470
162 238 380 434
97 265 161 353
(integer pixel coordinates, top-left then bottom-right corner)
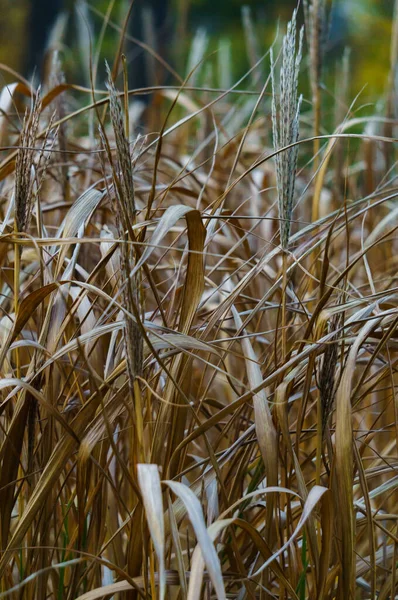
0 3 397 599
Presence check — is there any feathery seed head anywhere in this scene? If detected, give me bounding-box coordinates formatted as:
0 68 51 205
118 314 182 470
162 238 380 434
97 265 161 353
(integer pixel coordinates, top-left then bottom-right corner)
271 10 303 249
319 312 342 435
15 90 42 233
104 64 143 384
105 62 136 228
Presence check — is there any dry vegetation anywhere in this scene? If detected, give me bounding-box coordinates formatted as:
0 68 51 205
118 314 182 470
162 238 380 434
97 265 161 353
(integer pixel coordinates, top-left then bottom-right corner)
0 1 397 599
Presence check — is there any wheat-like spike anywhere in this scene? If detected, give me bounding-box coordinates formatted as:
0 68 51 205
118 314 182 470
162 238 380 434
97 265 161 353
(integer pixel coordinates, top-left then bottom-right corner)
15 89 42 233
103 65 143 382
271 10 303 249
105 62 136 228
121 244 143 381
319 313 343 436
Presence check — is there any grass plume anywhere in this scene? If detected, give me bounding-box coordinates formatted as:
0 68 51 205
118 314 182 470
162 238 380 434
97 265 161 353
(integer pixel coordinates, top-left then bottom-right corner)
271 9 303 250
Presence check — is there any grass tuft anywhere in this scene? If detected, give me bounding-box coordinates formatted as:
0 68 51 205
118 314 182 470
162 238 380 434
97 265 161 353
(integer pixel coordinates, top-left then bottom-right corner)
0 3 397 599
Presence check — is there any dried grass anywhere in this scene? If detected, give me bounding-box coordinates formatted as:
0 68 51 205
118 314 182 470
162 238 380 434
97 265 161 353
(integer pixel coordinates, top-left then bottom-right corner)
0 3 397 600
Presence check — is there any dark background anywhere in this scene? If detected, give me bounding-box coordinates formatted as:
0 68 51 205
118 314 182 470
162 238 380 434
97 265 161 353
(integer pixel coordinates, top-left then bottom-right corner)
0 0 395 99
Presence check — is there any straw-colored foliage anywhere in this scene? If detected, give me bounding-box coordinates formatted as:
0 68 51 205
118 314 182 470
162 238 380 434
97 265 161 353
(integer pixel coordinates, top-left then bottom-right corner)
0 3 397 599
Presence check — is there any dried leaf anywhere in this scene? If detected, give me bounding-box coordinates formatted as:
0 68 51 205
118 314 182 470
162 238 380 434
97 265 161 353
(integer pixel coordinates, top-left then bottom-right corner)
137 464 166 600
164 480 226 600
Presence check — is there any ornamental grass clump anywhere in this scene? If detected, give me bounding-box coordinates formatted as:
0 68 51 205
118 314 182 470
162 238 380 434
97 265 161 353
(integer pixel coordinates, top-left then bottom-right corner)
0 2 396 599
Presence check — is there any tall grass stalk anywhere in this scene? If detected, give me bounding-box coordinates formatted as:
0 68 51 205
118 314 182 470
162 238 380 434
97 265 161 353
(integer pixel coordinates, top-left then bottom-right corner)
271 10 303 359
14 92 42 372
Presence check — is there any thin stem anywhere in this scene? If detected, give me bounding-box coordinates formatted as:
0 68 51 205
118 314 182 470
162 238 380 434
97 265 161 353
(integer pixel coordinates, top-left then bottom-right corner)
311 82 321 224
13 235 20 379
281 250 288 362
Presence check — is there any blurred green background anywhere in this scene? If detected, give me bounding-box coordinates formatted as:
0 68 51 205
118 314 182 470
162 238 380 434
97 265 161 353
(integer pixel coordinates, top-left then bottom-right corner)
0 0 395 101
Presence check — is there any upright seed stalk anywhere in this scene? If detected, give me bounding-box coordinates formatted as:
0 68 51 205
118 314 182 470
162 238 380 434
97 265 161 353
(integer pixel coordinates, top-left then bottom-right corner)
14 91 42 376
103 64 145 463
271 10 303 360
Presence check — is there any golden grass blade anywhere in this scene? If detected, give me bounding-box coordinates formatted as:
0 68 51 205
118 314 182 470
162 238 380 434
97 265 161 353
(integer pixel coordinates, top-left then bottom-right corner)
353 442 376 599
11 282 61 341
0 384 109 578
73 570 189 600
131 205 201 277
251 485 328 578
167 492 188 598
74 581 139 600
178 208 206 334
232 518 300 600
0 558 84 599
0 380 77 438
292 450 320 583
60 188 103 240
137 464 166 600
334 318 381 599
316 489 333 600
150 206 205 469
231 306 278 486
188 519 233 600
165 480 227 600
150 333 220 356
